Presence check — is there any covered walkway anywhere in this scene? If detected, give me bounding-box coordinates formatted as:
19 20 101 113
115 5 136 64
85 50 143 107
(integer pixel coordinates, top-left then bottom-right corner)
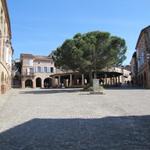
50 70 123 88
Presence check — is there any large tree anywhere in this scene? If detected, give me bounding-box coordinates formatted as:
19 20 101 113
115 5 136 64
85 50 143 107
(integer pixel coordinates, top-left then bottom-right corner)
53 31 127 83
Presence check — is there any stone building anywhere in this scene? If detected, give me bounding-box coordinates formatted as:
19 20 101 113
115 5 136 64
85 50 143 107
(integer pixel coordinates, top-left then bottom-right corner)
21 54 56 88
135 26 150 88
20 53 131 89
130 52 138 85
0 0 13 94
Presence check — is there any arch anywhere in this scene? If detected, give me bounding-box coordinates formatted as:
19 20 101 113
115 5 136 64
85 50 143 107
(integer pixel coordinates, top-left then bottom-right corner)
44 78 52 88
25 79 33 88
1 72 4 82
36 77 42 88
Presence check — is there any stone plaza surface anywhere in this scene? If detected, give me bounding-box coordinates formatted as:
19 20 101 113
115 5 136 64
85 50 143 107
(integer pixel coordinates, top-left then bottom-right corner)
0 88 150 150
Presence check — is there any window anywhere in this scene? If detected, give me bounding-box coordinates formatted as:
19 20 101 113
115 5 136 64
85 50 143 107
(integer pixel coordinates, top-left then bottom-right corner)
138 51 145 69
0 9 3 25
29 59 33 66
30 68 33 73
38 66 41 73
44 67 47 73
34 67 36 73
51 67 54 73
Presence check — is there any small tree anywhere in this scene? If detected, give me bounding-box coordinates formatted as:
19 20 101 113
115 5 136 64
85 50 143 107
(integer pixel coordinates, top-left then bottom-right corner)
53 31 127 85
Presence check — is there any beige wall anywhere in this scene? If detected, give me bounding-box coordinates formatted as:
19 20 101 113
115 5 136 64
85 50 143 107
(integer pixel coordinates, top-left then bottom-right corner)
0 0 13 94
21 55 56 88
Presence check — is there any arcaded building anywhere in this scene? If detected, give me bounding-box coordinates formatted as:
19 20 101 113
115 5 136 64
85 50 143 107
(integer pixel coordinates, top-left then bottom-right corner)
21 54 56 88
135 26 150 88
0 0 13 94
20 53 131 89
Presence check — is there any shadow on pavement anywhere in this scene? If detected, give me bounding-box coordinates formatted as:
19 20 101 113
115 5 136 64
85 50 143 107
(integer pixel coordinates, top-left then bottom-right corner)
105 86 146 90
20 88 82 95
0 115 150 150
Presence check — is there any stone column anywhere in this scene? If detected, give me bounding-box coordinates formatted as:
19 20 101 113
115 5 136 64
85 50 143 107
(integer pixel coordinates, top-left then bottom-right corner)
69 74 72 87
65 79 69 87
51 77 55 88
112 77 114 85
81 74 84 86
41 79 44 88
22 80 25 88
33 79 36 88
110 77 112 85
105 74 107 85
58 76 61 87
121 75 124 84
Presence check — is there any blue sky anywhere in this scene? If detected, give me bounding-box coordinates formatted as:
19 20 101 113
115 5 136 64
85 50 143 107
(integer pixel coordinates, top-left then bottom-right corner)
7 0 150 65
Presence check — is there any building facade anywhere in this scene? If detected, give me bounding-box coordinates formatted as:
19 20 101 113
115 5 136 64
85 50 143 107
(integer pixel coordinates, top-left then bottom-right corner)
21 54 56 88
135 26 150 88
0 0 13 94
20 53 131 89
130 52 138 85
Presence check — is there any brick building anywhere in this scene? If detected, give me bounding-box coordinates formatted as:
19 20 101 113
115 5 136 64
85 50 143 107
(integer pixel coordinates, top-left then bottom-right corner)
0 0 13 94
135 26 150 88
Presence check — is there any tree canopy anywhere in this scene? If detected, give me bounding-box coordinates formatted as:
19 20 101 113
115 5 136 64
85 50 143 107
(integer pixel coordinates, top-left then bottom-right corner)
53 31 127 76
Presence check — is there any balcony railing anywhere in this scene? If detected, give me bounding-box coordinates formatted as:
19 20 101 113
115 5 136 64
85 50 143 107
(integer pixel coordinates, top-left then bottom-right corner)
21 71 35 77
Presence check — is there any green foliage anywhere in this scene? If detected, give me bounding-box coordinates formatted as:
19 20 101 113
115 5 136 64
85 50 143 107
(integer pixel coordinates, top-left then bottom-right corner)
53 31 127 74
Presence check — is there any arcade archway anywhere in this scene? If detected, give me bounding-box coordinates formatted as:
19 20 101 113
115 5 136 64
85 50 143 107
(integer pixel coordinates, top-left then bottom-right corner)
25 79 33 88
44 78 52 88
36 78 42 88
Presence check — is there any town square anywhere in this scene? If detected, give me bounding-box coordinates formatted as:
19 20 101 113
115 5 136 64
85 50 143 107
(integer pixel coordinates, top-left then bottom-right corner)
0 0 150 149
1 88 150 149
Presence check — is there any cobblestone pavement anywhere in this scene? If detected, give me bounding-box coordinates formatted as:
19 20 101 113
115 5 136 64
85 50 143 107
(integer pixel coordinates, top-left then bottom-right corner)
0 88 150 150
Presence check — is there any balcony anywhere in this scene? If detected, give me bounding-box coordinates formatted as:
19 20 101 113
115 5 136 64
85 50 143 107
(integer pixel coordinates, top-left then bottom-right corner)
21 71 35 77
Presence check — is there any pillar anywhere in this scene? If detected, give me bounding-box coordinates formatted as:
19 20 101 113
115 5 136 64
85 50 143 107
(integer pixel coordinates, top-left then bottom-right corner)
110 77 112 85
41 79 44 88
65 79 69 87
112 77 114 85
52 77 55 88
82 74 84 86
105 74 107 85
22 80 25 88
69 74 72 87
33 79 36 88
58 76 61 87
